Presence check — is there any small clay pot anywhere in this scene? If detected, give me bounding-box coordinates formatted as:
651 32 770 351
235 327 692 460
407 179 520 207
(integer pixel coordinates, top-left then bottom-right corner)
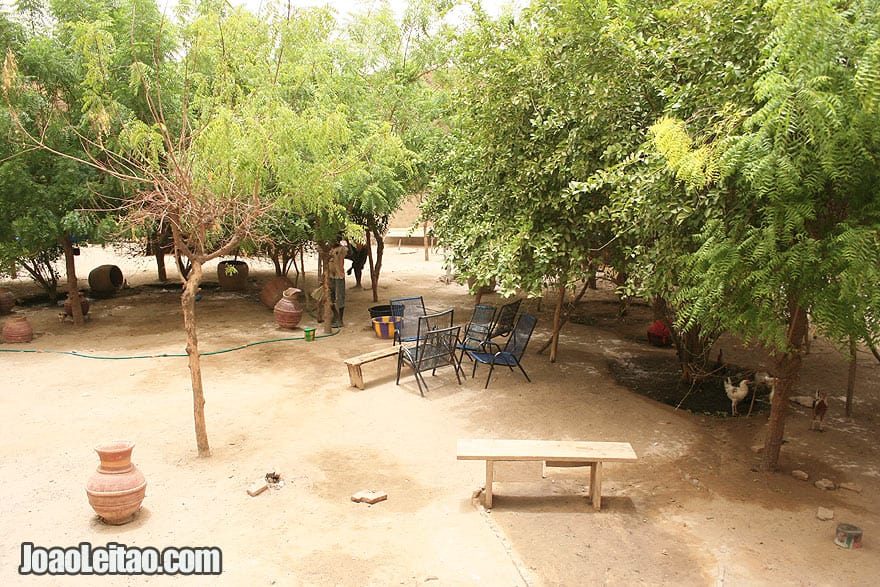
85 441 147 525
273 288 303 329
2 316 33 343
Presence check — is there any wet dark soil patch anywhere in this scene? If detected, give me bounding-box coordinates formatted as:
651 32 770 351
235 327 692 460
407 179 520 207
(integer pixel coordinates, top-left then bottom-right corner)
608 354 771 417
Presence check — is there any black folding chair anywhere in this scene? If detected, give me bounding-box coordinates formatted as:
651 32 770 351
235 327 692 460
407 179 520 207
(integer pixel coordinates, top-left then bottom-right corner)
397 325 462 396
469 313 537 389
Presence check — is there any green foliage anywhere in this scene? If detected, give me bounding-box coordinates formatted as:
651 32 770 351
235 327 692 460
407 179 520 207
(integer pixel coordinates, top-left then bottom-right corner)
649 0 880 355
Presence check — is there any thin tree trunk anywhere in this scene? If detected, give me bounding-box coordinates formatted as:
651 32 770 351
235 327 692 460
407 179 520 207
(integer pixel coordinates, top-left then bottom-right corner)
150 228 169 282
761 301 808 471
180 258 210 457
423 221 429 261
319 245 333 335
846 337 857 417
550 283 566 363
867 339 880 363
370 230 385 304
538 280 590 355
155 251 167 282
366 231 377 303
59 234 84 326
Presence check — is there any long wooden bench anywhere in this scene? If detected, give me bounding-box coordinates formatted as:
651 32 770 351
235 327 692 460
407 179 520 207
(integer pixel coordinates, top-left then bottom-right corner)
457 439 638 510
344 346 399 389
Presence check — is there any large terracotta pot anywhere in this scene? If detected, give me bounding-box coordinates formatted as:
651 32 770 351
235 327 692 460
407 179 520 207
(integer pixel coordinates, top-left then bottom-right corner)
64 296 90 318
260 276 295 309
217 260 249 291
88 265 124 298
86 441 147 525
273 288 303 329
0 289 15 314
2 316 33 343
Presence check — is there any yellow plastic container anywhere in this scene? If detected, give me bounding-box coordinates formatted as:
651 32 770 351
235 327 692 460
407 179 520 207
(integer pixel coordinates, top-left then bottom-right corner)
372 316 401 339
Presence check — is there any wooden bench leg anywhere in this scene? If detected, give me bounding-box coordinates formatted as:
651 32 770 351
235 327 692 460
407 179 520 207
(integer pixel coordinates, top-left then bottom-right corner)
484 460 494 509
590 461 602 510
347 364 364 389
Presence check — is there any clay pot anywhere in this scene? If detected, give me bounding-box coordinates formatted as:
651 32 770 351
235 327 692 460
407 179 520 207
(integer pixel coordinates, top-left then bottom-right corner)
64 296 90 317
217 260 249 291
88 265 124 298
2 316 33 343
273 288 303 329
0 289 15 314
260 276 295 309
86 441 147 525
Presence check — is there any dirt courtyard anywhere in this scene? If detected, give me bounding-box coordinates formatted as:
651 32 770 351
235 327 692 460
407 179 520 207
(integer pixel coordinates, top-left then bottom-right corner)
1 244 878 586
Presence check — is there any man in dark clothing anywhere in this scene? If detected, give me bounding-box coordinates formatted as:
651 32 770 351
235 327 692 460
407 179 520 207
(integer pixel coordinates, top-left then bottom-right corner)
346 241 369 288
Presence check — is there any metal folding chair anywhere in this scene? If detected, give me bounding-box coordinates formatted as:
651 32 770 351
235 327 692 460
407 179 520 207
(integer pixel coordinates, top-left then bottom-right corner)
397 325 462 396
390 296 426 345
469 313 537 389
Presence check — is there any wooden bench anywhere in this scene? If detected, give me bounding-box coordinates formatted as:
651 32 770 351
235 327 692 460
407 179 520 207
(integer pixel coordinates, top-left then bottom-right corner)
344 346 399 389
457 439 638 510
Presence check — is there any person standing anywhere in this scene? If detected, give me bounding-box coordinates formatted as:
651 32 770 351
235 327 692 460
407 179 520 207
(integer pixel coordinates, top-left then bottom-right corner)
346 241 369 288
329 238 348 327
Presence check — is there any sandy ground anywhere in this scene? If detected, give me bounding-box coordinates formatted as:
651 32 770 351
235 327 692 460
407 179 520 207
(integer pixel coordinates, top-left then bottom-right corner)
1 244 878 586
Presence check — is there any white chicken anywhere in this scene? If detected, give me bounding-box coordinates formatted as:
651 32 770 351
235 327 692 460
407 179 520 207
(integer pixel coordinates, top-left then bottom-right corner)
724 377 750 416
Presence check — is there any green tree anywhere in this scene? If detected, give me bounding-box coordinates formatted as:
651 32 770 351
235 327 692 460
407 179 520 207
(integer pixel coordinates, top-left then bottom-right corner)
585 0 771 382
649 0 880 470
428 0 657 360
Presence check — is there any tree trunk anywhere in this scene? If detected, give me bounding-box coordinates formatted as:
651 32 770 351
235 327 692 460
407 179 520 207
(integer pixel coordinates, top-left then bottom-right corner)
366 231 377 303
655 297 717 384
537 280 590 355
58 234 84 326
271 250 282 276
761 301 809 471
180 258 211 458
369 229 385 304
146 227 170 282
319 245 333 335
846 337 856 417
155 251 167 282
175 251 192 280
423 221 429 261
550 283 566 363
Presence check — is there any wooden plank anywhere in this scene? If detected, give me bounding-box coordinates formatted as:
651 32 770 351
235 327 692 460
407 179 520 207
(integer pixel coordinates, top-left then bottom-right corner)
545 461 591 468
344 346 398 366
347 364 365 390
590 461 603 510
457 439 637 463
485 461 494 509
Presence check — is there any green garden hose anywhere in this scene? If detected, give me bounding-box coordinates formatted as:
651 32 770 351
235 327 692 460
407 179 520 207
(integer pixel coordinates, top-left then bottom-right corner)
0 327 340 360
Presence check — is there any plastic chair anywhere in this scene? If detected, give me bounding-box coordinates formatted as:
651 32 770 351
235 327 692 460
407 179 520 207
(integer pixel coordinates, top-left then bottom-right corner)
397 325 462 396
390 296 426 345
469 313 537 389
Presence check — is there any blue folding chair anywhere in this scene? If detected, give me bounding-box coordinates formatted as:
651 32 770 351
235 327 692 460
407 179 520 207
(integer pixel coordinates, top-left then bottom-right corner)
484 298 522 351
469 313 537 389
456 304 496 365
